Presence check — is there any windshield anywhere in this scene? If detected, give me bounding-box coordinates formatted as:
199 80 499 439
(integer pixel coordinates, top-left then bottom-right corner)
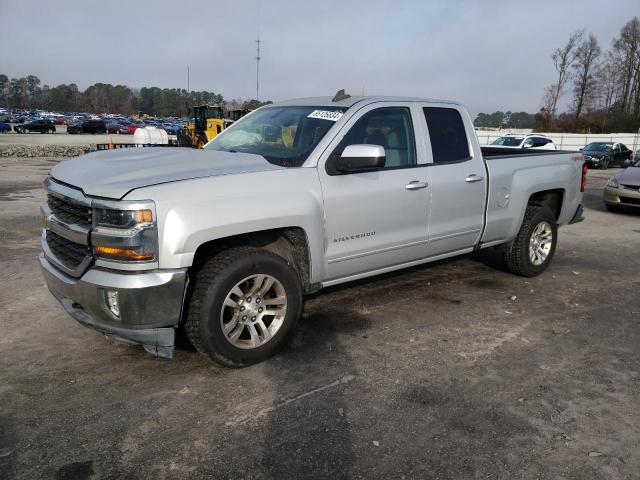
584 142 612 152
205 106 347 167
491 137 523 146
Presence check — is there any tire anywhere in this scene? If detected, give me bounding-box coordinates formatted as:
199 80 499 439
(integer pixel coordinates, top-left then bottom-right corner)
504 206 558 277
600 158 609 169
185 246 303 367
24 128 30 133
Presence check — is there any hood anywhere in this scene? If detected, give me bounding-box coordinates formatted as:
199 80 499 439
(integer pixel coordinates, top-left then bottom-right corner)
617 166 640 186
51 148 284 199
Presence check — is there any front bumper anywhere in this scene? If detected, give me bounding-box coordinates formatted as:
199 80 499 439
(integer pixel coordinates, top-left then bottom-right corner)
39 254 187 358
604 186 640 208
584 157 605 167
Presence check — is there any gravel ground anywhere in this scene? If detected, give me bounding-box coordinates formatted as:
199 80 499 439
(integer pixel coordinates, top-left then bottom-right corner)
0 158 639 479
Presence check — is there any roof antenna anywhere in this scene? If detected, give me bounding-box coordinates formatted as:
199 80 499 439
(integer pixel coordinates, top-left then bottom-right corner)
332 89 351 102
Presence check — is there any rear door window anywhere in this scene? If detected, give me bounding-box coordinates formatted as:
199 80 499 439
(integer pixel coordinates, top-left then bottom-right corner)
423 107 470 164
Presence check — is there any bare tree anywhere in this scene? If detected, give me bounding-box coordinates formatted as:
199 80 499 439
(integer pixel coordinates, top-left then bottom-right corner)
544 30 584 123
572 33 601 118
611 17 640 114
596 55 620 112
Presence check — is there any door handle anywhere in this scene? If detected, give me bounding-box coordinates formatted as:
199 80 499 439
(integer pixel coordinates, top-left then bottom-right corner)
405 181 428 190
465 174 484 183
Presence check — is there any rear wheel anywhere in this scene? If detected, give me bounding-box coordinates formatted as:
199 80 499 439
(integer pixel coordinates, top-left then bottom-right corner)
185 246 303 367
504 206 557 277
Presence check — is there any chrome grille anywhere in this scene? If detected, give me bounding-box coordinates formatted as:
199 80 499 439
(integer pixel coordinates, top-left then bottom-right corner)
47 194 92 226
46 230 92 269
42 178 93 277
621 184 640 192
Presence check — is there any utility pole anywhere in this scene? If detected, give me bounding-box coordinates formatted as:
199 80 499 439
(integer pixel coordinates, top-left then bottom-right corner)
255 38 261 101
187 66 190 93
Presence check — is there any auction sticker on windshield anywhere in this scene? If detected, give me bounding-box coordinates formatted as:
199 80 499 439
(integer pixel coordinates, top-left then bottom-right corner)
308 110 344 121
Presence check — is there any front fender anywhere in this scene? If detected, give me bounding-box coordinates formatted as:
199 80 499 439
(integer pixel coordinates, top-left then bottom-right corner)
127 168 327 283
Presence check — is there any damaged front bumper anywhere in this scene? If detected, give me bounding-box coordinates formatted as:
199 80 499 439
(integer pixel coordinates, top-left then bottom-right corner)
39 254 187 358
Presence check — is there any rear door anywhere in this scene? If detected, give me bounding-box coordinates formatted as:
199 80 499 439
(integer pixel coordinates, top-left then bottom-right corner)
318 103 431 281
419 105 486 255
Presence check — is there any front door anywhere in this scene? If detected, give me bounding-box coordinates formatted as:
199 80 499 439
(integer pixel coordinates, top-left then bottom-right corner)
318 104 431 281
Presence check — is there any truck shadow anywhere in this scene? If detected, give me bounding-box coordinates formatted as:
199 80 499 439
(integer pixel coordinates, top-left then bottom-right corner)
259 310 358 479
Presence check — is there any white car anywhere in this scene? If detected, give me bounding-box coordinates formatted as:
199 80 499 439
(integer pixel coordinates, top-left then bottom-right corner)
490 134 556 150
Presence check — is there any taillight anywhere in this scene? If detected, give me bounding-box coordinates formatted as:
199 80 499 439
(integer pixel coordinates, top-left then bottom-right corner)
581 162 587 192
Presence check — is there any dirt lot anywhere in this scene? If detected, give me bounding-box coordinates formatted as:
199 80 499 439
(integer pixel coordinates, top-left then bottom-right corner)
0 157 639 479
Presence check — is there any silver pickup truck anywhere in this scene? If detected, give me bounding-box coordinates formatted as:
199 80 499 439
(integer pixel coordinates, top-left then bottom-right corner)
40 95 586 366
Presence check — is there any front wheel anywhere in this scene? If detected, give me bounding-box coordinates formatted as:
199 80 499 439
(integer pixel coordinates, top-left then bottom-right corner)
185 246 303 367
504 206 557 277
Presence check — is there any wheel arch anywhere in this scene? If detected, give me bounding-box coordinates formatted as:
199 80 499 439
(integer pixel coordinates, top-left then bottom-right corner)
527 188 564 221
190 227 315 293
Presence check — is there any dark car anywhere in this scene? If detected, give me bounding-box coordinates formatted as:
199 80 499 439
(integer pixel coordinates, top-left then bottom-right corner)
67 119 107 134
0 122 11 133
582 142 633 169
14 119 56 134
105 121 129 134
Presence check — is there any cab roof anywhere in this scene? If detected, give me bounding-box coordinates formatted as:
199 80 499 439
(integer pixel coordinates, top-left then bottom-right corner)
272 95 462 109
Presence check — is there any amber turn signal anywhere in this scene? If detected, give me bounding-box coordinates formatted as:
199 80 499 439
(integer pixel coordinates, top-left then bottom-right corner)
94 246 154 261
133 209 154 224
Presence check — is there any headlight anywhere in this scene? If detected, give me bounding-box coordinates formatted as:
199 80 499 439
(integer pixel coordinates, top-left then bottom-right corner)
607 177 619 188
91 202 158 263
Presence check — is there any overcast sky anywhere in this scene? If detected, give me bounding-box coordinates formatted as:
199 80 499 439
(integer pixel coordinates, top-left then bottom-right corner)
0 0 637 115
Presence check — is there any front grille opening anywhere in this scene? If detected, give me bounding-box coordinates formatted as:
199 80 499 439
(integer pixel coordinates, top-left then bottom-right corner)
46 230 92 270
620 196 640 205
47 194 92 226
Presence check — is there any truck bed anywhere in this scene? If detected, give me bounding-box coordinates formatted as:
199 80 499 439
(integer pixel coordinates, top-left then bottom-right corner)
480 148 583 247
481 146 580 158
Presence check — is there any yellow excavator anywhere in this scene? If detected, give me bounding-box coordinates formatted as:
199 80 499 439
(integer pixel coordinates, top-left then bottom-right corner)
183 104 225 148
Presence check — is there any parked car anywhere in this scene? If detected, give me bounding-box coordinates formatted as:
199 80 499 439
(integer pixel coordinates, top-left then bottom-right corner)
603 157 640 210
105 122 129 134
39 94 587 366
126 122 145 134
161 123 181 135
582 142 633 169
0 122 11 133
490 134 556 150
67 119 107 134
14 119 56 134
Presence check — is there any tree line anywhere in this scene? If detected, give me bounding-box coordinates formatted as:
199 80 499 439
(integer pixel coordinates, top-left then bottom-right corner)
473 111 536 129
0 75 236 117
538 17 640 133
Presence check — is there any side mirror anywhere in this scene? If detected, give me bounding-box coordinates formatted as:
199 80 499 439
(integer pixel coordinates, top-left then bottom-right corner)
335 144 386 173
